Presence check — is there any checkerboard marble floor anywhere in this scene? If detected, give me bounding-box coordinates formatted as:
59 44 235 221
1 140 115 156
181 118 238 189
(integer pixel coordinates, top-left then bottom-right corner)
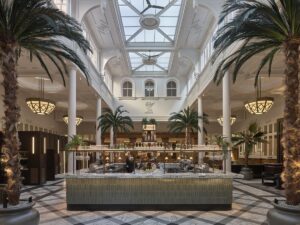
21 179 285 225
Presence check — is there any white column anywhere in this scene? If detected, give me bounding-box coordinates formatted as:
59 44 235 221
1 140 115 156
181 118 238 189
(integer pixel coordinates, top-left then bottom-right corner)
110 126 114 147
223 72 232 172
68 66 77 173
96 97 102 160
198 96 205 164
110 126 114 163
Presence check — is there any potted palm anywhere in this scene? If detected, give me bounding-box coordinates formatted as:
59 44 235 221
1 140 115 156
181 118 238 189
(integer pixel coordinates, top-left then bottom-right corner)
98 106 133 147
0 0 90 224
231 123 266 180
214 135 230 174
168 107 208 146
212 0 300 223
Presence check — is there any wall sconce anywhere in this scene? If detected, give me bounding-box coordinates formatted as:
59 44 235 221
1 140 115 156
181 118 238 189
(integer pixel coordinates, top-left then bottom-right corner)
57 139 60 154
43 137 47 154
32 137 35 154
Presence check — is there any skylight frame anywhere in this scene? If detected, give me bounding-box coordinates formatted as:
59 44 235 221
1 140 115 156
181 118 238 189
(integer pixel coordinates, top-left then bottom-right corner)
116 0 184 74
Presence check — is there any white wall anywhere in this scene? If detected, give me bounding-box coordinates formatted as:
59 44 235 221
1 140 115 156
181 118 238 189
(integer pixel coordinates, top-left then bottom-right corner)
113 76 187 121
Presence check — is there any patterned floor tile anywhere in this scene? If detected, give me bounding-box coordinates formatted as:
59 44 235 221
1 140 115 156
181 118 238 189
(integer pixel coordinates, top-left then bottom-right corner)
18 178 285 225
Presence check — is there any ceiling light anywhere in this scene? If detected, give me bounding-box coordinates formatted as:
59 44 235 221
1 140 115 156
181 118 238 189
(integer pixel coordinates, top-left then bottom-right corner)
244 97 274 115
27 76 55 115
63 115 83 126
217 116 237 126
244 77 274 115
26 98 56 115
139 15 160 30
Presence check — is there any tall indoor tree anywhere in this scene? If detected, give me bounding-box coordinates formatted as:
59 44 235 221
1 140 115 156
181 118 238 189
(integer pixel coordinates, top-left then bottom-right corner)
168 107 208 145
98 106 134 145
0 0 90 205
212 0 300 205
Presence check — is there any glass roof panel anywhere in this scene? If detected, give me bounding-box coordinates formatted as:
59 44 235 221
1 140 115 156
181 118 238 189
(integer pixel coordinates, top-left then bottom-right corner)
117 0 182 73
129 51 171 72
118 0 182 43
136 65 164 72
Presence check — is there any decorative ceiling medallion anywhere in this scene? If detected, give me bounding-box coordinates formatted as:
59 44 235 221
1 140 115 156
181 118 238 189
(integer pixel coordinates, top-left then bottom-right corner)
139 15 160 30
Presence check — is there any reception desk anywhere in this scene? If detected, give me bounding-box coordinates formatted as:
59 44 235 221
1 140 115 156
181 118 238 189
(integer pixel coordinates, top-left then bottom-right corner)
66 172 235 210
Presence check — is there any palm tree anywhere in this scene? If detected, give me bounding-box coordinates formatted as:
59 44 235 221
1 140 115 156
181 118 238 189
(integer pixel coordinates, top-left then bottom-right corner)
0 0 90 205
212 0 300 205
232 123 266 167
168 107 208 145
97 106 134 146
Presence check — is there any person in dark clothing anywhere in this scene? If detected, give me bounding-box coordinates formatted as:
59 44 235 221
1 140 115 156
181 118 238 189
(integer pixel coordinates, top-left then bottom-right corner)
126 155 135 173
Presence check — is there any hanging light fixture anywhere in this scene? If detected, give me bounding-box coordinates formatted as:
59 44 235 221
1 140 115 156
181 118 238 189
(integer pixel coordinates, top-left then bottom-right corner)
63 115 83 126
217 115 237 126
26 77 56 115
244 77 274 115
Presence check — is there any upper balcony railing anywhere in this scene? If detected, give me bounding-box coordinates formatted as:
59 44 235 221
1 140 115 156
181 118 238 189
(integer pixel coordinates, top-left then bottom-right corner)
186 11 237 99
51 0 115 109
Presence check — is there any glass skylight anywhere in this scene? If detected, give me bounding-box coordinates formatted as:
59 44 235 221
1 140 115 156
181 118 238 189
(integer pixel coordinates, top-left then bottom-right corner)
118 0 182 43
129 52 171 72
117 0 182 73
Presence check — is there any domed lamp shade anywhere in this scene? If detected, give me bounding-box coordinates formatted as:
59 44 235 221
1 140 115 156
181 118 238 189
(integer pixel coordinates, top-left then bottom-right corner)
63 115 83 126
217 116 237 126
244 78 274 115
244 97 274 115
26 98 56 115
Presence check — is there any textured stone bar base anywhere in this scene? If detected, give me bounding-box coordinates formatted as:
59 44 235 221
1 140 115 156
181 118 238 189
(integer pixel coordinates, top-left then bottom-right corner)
67 204 232 211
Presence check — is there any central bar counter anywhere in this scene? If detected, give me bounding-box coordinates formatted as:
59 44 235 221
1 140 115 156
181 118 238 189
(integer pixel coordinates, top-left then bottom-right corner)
66 171 236 211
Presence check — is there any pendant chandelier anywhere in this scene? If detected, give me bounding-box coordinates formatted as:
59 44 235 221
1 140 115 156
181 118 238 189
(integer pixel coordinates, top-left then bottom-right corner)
63 115 83 126
26 77 56 115
244 78 274 115
217 115 237 126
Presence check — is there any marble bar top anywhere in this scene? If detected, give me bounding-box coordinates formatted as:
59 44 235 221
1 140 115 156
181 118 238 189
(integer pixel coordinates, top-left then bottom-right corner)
65 171 241 179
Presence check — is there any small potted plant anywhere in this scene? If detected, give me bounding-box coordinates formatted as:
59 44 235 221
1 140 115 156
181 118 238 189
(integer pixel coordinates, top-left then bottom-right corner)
232 123 266 180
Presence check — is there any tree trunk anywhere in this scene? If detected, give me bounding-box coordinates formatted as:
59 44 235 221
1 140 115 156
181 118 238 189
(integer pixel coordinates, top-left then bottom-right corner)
281 43 300 205
0 43 21 205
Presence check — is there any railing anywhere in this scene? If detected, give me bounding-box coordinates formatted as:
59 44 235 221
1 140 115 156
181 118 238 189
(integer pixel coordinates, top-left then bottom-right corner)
51 0 115 109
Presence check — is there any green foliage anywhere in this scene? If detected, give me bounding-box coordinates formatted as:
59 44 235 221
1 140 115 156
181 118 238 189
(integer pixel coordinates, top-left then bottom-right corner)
97 106 134 136
214 135 231 160
168 107 208 134
0 0 91 85
232 123 266 164
142 118 157 125
65 135 85 150
212 0 300 85
149 118 157 125
142 118 148 125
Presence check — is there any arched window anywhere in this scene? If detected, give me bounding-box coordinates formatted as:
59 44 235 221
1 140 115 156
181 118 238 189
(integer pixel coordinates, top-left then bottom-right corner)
145 81 155 97
122 81 133 97
167 81 177 97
